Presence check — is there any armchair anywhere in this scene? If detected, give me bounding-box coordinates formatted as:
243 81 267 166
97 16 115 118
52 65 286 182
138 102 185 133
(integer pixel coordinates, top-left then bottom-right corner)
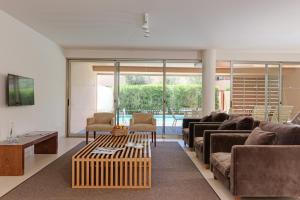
86 112 115 144
183 112 229 148
194 117 258 165
210 122 300 199
182 118 202 146
129 113 157 146
200 130 251 165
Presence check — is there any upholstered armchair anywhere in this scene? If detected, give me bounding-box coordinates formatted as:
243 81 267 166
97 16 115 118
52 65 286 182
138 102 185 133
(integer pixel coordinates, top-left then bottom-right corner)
194 116 258 166
129 113 157 146
210 122 300 199
182 112 229 148
86 112 115 144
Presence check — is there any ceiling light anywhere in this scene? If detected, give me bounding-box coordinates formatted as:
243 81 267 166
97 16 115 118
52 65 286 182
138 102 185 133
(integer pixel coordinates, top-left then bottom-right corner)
142 13 150 37
142 23 149 30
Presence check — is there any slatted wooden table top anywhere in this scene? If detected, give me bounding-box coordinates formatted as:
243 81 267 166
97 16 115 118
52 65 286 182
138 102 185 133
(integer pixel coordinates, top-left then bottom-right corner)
73 134 151 161
72 134 151 188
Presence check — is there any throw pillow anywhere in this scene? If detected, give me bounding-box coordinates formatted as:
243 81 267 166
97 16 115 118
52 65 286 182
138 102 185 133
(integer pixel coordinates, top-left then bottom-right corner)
218 120 237 130
211 112 229 122
200 114 212 122
236 116 254 130
244 127 276 145
260 121 300 145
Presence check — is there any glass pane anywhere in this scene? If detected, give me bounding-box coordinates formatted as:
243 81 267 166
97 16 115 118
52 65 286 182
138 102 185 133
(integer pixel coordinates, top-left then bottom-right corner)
267 65 280 122
69 61 115 136
165 61 202 135
281 64 300 123
216 61 231 112
231 63 266 116
231 63 281 122
118 61 163 134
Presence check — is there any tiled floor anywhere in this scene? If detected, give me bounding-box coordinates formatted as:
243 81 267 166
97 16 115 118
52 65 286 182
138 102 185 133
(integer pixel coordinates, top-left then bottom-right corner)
0 137 298 200
0 137 83 197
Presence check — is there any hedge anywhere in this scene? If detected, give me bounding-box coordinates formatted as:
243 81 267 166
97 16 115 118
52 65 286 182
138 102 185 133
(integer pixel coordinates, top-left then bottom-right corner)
119 84 219 114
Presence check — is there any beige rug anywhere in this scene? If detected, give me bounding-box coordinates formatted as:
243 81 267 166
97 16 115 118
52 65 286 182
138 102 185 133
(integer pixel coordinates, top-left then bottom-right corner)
1 142 220 200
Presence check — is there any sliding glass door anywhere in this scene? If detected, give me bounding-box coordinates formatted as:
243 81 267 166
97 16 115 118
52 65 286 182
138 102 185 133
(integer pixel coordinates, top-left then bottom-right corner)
165 61 202 135
68 59 202 137
230 62 281 121
117 61 164 128
69 61 115 135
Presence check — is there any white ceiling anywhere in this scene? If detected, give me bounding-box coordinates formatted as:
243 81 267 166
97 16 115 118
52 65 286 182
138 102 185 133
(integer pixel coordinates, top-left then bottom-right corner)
1 0 300 51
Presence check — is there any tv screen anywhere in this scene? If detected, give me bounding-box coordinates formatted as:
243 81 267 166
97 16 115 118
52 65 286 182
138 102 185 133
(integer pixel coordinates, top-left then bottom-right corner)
7 74 34 106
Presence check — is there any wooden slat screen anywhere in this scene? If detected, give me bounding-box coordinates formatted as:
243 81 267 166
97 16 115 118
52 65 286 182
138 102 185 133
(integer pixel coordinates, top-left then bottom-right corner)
231 74 280 116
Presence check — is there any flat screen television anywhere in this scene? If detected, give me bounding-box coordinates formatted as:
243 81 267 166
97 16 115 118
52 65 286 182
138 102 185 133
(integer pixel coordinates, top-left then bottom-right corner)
6 74 34 106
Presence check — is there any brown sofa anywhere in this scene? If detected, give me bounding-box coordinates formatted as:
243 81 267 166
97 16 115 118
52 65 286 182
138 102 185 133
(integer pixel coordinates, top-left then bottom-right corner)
182 117 202 146
210 122 300 198
183 112 229 148
194 116 259 165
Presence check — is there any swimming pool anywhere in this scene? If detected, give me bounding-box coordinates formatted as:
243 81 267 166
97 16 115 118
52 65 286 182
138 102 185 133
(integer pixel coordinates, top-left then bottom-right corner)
118 114 184 126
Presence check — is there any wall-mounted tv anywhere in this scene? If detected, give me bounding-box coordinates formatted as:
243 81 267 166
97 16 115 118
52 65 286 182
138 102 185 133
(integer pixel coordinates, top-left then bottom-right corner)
6 74 34 106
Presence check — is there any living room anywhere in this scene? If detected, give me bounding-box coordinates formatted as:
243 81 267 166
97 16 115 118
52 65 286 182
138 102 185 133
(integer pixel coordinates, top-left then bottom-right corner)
1 1 300 200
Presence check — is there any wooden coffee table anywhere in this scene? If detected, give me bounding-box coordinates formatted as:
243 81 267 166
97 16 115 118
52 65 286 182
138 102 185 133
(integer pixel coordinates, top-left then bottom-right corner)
72 134 151 188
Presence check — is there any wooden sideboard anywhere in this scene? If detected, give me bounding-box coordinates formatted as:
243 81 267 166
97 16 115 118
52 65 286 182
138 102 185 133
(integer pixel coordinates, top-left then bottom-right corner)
0 131 58 176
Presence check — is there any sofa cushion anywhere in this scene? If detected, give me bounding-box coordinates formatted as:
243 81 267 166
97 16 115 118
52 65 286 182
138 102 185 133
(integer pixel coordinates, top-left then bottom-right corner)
236 116 254 130
94 113 114 124
182 128 189 135
200 114 212 122
194 137 204 151
218 119 237 130
86 124 114 131
245 127 276 145
211 112 229 122
133 113 153 124
228 114 250 120
194 137 203 143
211 152 231 178
253 120 260 129
217 116 254 130
260 122 300 145
130 124 156 132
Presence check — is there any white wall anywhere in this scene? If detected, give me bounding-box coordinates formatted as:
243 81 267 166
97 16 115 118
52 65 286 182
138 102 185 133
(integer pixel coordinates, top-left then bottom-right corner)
0 11 66 140
64 48 300 62
70 62 97 133
64 48 201 60
217 49 300 62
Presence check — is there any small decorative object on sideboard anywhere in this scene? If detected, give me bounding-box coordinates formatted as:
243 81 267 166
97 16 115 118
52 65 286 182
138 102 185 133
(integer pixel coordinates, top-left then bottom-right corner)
7 122 18 143
112 125 128 136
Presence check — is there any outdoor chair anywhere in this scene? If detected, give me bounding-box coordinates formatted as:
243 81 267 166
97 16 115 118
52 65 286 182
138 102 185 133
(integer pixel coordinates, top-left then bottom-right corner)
271 105 294 123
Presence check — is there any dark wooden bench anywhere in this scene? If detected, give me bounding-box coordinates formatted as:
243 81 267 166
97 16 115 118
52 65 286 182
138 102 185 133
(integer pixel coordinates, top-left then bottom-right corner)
0 131 58 176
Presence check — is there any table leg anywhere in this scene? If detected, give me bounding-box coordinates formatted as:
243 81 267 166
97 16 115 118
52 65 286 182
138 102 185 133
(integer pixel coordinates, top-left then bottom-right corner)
86 131 89 144
0 146 24 175
151 132 153 143
154 131 156 147
34 134 58 154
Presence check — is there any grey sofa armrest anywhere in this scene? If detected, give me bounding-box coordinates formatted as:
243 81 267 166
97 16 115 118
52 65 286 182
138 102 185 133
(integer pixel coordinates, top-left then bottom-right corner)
182 118 202 129
210 133 249 154
230 145 300 197
203 130 251 164
187 122 220 148
194 123 221 138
